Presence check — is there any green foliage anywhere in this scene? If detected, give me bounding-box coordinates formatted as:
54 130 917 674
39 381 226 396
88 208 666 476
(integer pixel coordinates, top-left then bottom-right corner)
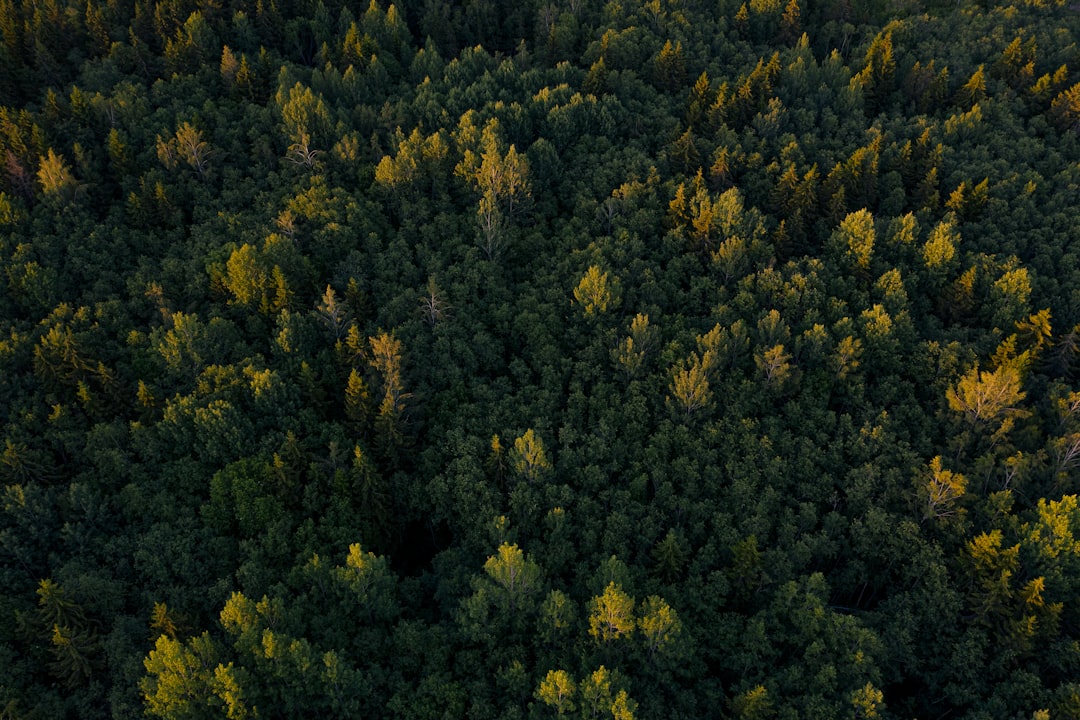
2 1 1080 718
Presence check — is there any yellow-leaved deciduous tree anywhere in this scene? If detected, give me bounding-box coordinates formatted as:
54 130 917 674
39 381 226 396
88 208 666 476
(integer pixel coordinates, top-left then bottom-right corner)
830 208 875 275
575 665 639 719
588 582 635 643
142 632 227 719
637 595 681 659
923 214 959 271
966 529 1019 623
730 685 774 719
1050 81 1080 134
375 127 422 196
991 264 1033 329
535 669 576 716
368 332 410 449
278 82 330 169
666 322 734 415
419 276 450 327
580 666 614 718
37 148 78 202
157 122 212 178
1026 495 1080 560
483 542 541 613
344 368 370 426
224 244 268 308
832 335 863 380
157 311 204 376
174 122 211 178
755 343 793 386
1015 309 1053 362
574 265 619 316
850 682 884 719
921 455 966 521
611 689 637 720
150 602 180 640
456 116 531 259
947 362 1027 441
512 428 551 482
669 360 710 416
613 314 657 379
315 285 351 339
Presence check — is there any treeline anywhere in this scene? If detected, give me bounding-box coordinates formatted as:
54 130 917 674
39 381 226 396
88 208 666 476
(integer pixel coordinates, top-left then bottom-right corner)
3 0 1080 718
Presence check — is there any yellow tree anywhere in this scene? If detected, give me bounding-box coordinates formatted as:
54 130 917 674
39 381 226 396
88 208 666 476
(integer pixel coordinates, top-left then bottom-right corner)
174 122 211 178
574 265 618 316
580 666 614 718
483 542 541 613
588 582 635 643
669 361 710 416
829 208 875 276
535 670 576 715
755 343 793 386
921 455 966 521
637 595 681 659
368 332 410 449
37 149 78 202
947 362 1026 441
612 314 655 379
456 117 531 259
512 428 551 482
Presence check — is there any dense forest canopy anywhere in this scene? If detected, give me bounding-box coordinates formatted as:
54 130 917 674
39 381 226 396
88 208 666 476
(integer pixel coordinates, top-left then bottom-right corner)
3 0 1080 717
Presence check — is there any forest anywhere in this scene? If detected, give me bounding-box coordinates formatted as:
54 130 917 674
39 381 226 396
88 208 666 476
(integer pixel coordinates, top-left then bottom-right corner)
2 0 1080 716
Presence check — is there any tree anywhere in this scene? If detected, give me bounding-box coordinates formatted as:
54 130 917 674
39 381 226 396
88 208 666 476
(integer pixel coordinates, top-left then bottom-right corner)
654 40 685 92
637 595 681 659
850 682 884 718
178 123 211 178
456 117 531 259
141 633 221 719
947 363 1026 440
315 286 351 339
923 215 959 272
419 276 450 327
730 685 774 720
368 331 410 451
512 429 551 482
483 542 541 613
829 209 875 276
920 456 966 521
36 148 77 201
755 344 792 386
580 666 614 718
535 670 576 715
1050 82 1080 134
855 30 895 112
669 360 710 416
589 582 635 643
574 266 618 316
956 65 986 108
278 82 330 168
